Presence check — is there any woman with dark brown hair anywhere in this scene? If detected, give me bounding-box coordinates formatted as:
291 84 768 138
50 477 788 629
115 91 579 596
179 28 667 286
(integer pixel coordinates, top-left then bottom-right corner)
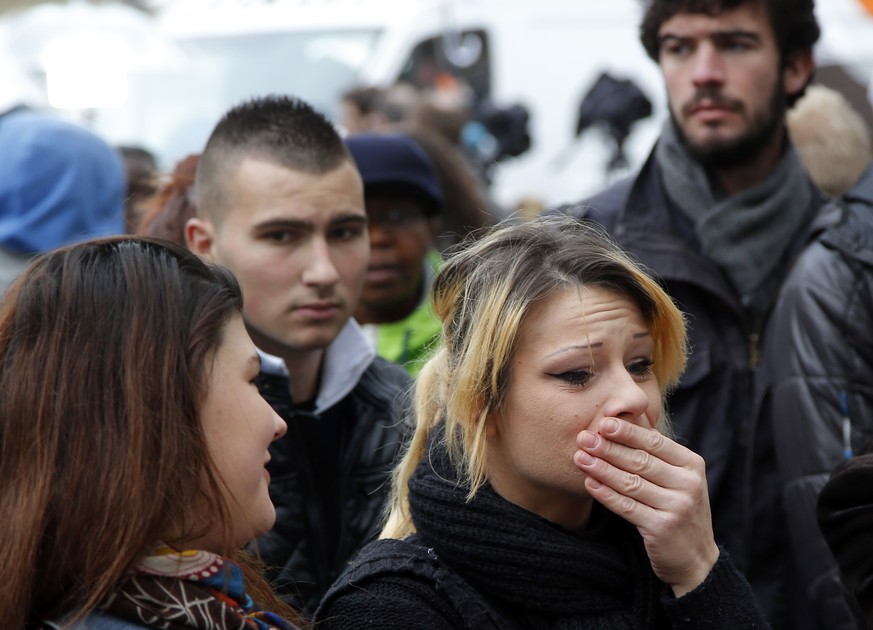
137 154 200 246
0 237 305 630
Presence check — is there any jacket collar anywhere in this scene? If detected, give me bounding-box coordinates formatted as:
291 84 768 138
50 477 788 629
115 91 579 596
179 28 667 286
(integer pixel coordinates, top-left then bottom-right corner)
258 318 375 414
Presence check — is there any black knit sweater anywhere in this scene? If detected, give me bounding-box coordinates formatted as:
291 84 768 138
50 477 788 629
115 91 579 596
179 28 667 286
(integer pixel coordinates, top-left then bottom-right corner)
316 433 768 629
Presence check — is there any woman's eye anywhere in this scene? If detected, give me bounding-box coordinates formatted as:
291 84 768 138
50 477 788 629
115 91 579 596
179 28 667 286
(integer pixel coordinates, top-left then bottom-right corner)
628 358 654 379
552 369 592 387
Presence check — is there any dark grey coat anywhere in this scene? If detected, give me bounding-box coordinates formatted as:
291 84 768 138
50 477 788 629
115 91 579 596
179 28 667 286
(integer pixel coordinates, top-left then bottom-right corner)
764 164 873 630
550 148 831 628
253 356 411 615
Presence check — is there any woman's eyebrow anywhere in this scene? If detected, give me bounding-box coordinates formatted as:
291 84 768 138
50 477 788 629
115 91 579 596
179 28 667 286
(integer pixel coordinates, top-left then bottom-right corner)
544 343 602 359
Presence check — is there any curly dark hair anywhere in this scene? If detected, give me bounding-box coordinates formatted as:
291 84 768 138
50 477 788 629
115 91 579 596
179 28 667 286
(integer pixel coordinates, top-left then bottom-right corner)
639 0 819 104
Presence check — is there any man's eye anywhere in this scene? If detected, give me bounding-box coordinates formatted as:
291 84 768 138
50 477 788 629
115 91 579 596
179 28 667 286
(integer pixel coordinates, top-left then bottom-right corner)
263 231 292 243
662 41 691 56
333 225 365 240
723 40 751 52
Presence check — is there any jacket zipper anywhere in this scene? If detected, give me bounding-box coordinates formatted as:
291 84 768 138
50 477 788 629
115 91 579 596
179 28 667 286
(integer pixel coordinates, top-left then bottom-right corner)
748 331 761 369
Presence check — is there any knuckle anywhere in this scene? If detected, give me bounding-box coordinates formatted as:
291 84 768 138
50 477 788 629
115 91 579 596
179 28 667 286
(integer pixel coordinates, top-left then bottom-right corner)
618 495 636 516
646 430 664 451
622 472 643 494
631 448 652 472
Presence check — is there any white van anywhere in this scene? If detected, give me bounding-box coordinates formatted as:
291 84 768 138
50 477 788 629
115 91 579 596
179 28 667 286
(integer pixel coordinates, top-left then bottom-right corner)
7 0 873 208
83 0 666 208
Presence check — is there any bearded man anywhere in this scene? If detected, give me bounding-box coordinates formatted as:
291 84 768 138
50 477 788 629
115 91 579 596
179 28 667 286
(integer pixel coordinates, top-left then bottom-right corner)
549 2 838 628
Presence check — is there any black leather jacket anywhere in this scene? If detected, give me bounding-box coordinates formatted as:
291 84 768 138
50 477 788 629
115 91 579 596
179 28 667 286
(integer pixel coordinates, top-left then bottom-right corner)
818 449 873 630
253 356 411 615
765 165 873 630
550 148 831 628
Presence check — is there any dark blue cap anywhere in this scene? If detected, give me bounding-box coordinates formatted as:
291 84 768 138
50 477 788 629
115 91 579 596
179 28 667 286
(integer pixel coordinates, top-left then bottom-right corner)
345 132 444 214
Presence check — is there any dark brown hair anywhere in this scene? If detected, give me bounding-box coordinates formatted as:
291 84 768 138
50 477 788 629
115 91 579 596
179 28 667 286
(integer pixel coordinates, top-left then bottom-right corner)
138 154 200 246
639 0 820 105
195 94 351 222
0 238 301 627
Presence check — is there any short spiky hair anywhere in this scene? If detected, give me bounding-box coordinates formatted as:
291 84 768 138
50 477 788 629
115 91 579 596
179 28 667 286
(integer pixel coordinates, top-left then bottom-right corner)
195 94 351 221
640 0 820 105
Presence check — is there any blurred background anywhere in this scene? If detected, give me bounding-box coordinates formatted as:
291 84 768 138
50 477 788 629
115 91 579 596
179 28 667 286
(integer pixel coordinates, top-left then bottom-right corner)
2 0 873 210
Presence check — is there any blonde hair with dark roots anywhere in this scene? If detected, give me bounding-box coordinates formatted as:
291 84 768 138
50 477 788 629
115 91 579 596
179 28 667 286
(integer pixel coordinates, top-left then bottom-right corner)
382 216 688 539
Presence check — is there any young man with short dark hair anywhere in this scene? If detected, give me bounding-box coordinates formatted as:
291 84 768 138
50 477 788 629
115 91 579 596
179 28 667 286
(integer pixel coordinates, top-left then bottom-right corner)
186 95 410 615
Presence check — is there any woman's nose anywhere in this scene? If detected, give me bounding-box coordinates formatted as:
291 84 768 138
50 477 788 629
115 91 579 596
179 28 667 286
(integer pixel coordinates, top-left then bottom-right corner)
273 412 288 440
600 370 654 427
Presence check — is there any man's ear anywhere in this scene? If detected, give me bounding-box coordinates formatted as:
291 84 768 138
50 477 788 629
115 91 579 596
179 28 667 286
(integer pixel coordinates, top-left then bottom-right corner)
783 49 814 100
185 217 216 261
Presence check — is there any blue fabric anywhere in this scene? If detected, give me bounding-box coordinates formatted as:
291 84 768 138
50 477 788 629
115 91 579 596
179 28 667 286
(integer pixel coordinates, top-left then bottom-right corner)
47 611 147 629
0 110 125 254
345 133 444 212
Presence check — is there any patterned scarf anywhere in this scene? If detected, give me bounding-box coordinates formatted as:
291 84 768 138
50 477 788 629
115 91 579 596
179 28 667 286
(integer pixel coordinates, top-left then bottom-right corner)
103 546 299 630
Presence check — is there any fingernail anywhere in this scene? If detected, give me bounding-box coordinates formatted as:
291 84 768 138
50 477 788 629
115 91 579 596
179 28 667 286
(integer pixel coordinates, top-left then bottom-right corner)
577 451 595 466
603 418 619 434
580 431 599 448
586 478 602 489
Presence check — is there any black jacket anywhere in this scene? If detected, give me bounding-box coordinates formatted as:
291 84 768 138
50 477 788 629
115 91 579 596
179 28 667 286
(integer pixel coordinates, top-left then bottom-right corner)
316 433 768 629
551 149 831 628
253 356 411 614
766 165 873 630
818 450 873 630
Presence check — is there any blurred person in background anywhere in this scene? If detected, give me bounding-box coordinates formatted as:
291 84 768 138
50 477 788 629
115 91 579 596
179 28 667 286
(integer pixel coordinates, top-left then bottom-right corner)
818 443 873 629
549 1 833 627
787 84 873 198
765 156 873 630
345 132 444 377
340 84 498 251
398 125 496 251
372 82 422 129
185 95 410 615
340 85 384 134
0 108 125 292
118 145 159 234
138 154 200 245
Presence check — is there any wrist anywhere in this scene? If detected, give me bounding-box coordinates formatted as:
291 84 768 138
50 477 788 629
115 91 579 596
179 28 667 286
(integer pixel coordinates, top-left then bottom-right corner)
670 544 720 597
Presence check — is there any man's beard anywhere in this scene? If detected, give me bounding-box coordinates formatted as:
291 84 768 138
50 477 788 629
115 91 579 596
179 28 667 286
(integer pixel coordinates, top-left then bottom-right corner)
671 82 786 171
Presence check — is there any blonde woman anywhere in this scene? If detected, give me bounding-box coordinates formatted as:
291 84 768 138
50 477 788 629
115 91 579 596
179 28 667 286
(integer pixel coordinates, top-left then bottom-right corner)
316 217 766 628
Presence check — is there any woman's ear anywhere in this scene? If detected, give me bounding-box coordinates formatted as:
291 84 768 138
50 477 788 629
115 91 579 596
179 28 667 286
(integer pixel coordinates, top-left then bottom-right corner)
484 404 500 439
